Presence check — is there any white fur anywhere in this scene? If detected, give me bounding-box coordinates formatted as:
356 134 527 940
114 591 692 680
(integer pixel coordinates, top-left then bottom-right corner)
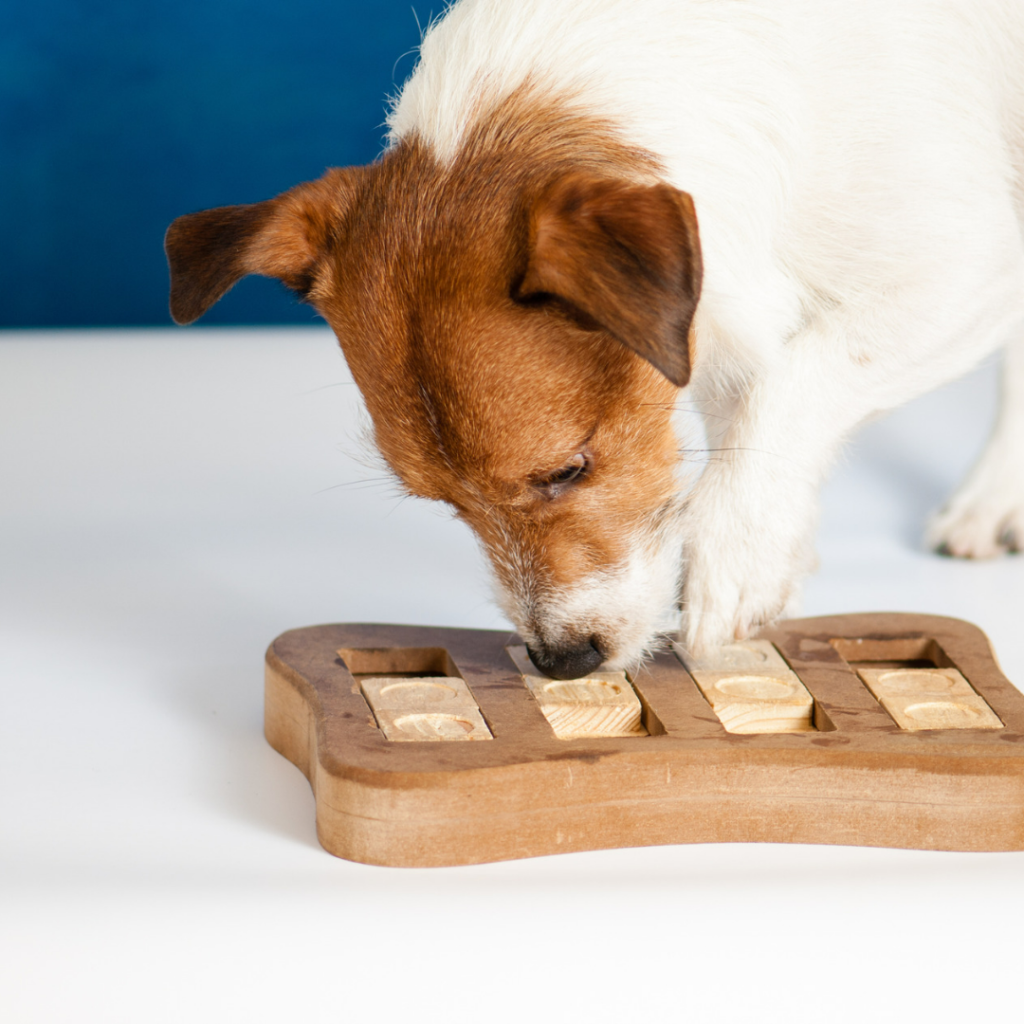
389 0 1024 657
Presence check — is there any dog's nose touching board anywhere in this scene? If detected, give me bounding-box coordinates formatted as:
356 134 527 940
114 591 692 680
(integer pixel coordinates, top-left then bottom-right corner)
507 645 647 739
266 614 1024 867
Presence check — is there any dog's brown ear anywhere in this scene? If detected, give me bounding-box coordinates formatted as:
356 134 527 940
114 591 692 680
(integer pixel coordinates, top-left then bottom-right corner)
165 168 361 325
518 175 702 387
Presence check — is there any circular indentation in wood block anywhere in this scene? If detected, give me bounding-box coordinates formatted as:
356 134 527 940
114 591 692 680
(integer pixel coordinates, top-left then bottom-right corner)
379 680 458 702
712 645 770 669
543 679 624 703
902 701 982 725
715 675 794 699
877 670 956 693
391 713 477 739
720 647 770 663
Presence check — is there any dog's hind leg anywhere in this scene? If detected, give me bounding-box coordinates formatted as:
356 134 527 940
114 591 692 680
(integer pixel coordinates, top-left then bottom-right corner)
926 332 1024 557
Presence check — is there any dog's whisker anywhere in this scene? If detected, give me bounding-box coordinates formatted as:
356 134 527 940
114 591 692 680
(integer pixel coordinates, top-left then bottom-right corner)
298 381 358 395
382 494 416 519
314 477 401 495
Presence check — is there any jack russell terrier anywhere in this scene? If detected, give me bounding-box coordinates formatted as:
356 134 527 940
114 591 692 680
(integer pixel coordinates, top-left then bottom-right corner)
166 0 1024 679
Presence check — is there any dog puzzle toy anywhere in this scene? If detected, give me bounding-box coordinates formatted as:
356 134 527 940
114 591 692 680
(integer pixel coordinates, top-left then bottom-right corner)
264 613 1024 866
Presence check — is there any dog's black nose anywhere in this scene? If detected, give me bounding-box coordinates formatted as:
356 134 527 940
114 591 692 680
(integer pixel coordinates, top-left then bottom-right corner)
525 638 605 680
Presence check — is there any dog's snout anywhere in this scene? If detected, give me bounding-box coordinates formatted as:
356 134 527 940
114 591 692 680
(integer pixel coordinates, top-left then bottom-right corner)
526 637 605 680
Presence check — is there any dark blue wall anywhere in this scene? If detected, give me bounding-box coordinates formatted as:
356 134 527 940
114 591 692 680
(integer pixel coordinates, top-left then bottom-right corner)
1 1 423 327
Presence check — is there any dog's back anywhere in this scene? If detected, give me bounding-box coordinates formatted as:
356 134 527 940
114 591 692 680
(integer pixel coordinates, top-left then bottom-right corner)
392 0 1024 385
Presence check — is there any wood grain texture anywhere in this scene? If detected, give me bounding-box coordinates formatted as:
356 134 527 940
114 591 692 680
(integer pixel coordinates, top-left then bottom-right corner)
359 676 493 741
678 638 790 673
264 614 1024 866
856 666 1002 731
507 645 645 739
675 639 814 733
687 670 815 733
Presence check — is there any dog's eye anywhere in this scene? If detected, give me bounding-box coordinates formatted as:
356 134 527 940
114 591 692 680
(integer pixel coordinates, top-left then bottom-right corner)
534 452 591 495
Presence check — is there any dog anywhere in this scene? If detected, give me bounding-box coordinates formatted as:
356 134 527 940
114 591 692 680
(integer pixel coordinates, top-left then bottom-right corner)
166 0 1024 679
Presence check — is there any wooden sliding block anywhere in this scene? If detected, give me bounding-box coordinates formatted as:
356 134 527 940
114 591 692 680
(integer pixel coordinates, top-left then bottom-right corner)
857 667 1002 731
682 638 791 674
360 675 493 742
674 639 814 733
690 671 815 733
506 646 645 739
360 675 479 711
372 707 492 742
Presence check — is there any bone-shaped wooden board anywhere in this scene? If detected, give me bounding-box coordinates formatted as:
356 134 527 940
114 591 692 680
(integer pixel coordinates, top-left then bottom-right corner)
264 614 1024 866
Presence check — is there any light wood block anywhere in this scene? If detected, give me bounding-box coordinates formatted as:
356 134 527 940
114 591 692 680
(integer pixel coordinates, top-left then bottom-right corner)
372 707 492 742
674 639 814 733
264 614 1024 866
689 669 814 733
506 645 645 739
857 666 973 697
360 675 480 711
359 675 493 741
857 667 1003 731
681 638 791 674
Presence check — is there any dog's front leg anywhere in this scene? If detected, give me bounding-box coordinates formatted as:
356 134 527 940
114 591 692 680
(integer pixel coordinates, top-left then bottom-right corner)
680 355 858 656
926 333 1024 557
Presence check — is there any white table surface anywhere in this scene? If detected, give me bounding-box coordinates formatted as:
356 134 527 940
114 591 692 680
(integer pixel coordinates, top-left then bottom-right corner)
2 327 1022 1023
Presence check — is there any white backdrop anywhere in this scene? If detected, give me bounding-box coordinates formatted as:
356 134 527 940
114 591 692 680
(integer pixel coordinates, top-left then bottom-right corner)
2 328 1021 1023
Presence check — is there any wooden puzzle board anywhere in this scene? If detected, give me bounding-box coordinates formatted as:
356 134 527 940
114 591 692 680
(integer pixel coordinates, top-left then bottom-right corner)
264 614 1024 866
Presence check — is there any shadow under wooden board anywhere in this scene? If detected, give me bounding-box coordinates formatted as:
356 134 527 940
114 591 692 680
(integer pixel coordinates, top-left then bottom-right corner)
264 613 1024 867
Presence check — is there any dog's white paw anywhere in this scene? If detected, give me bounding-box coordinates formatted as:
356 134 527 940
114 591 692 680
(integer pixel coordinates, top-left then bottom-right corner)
681 566 794 657
926 488 1024 558
926 435 1024 558
679 484 817 657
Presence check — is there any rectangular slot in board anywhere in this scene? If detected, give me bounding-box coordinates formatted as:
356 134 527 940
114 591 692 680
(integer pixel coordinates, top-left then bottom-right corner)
829 636 951 670
673 639 816 733
506 646 648 739
337 645 457 678
830 637 1003 731
338 646 492 742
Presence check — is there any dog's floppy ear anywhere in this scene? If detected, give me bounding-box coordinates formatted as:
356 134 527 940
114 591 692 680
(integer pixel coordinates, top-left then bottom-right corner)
164 167 360 325
518 175 702 387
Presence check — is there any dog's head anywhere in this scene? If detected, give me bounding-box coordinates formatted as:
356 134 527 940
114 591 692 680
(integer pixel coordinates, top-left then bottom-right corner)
166 133 701 678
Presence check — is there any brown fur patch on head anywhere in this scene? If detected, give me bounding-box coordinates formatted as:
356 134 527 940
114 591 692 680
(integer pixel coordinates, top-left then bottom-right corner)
304 96 693 596
165 90 701 627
